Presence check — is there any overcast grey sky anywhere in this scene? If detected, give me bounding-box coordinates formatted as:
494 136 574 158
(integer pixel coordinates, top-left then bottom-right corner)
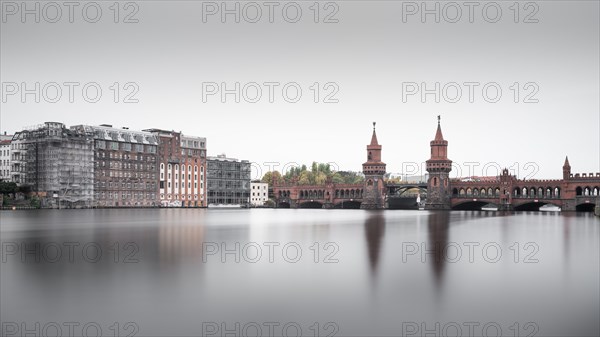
1 0 598 179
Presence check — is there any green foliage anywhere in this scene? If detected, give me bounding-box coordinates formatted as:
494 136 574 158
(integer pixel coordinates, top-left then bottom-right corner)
29 196 41 209
261 171 283 185
261 162 364 186
0 181 18 194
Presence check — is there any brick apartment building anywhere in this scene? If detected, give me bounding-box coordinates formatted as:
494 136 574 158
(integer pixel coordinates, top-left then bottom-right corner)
71 124 159 207
144 129 207 207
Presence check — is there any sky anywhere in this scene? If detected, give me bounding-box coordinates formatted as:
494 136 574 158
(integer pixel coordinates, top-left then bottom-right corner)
1 0 599 180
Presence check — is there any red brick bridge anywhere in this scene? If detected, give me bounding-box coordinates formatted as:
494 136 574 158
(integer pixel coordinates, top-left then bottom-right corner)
272 122 599 211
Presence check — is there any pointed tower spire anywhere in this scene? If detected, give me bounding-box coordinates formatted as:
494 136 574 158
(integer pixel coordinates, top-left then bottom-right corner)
370 122 379 146
434 115 444 141
562 155 571 180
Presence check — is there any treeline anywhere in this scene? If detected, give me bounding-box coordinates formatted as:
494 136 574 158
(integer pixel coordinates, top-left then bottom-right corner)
261 162 365 186
0 181 31 194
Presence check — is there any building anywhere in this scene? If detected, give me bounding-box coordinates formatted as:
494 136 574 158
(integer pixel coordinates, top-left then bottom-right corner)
71 124 159 207
143 129 207 207
361 122 387 209
250 181 269 206
11 122 94 208
425 117 452 210
207 154 251 207
0 132 12 141
0 138 11 181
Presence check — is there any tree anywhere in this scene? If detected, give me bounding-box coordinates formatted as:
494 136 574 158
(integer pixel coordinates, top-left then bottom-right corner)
0 181 18 194
266 163 365 186
261 171 283 185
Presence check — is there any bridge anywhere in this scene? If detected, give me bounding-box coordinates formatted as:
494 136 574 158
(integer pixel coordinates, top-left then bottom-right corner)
272 121 599 212
449 167 599 211
272 169 599 211
273 183 364 208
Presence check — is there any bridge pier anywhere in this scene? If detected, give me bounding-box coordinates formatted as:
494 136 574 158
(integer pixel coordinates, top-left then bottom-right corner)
560 200 576 211
497 204 513 211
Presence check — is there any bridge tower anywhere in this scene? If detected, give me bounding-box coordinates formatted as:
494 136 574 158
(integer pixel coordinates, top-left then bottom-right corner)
563 156 571 180
361 122 387 209
425 117 452 210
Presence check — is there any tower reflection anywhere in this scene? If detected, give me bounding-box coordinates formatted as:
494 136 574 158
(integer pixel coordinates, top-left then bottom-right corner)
364 212 385 277
427 211 450 288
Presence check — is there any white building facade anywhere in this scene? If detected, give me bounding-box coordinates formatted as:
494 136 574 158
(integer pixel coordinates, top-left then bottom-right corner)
0 139 11 181
250 182 269 206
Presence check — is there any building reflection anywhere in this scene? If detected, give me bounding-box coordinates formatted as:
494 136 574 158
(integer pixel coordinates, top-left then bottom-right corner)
364 212 385 277
427 211 450 289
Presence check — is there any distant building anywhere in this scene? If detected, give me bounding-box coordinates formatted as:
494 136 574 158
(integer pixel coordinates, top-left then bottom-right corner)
0 132 12 141
250 181 269 206
144 129 207 207
11 122 94 208
207 154 250 207
71 124 159 207
0 139 11 181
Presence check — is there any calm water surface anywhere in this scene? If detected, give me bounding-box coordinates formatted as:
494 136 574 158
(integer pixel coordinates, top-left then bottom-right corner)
1 209 598 336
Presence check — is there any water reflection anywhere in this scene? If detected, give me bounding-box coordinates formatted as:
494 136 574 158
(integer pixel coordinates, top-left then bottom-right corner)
364 212 385 277
426 211 450 288
1 210 598 336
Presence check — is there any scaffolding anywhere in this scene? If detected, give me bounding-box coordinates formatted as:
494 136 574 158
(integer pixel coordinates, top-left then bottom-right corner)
12 122 94 208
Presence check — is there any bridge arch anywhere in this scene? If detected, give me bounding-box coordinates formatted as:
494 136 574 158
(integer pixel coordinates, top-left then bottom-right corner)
576 202 596 212
514 201 561 211
335 200 362 209
278 201 291 208
514 187 521 197
452 200 498 211
299 201 324 209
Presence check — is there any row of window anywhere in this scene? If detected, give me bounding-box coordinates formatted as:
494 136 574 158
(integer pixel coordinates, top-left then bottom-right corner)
161 163 204 173
95 192 157 200
161 181 203 190
97 151 156 161
160 194 200 200
96 170 156 179
95 181 157 189
161 172 203 181
95 161 156 170
95 141 157 153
